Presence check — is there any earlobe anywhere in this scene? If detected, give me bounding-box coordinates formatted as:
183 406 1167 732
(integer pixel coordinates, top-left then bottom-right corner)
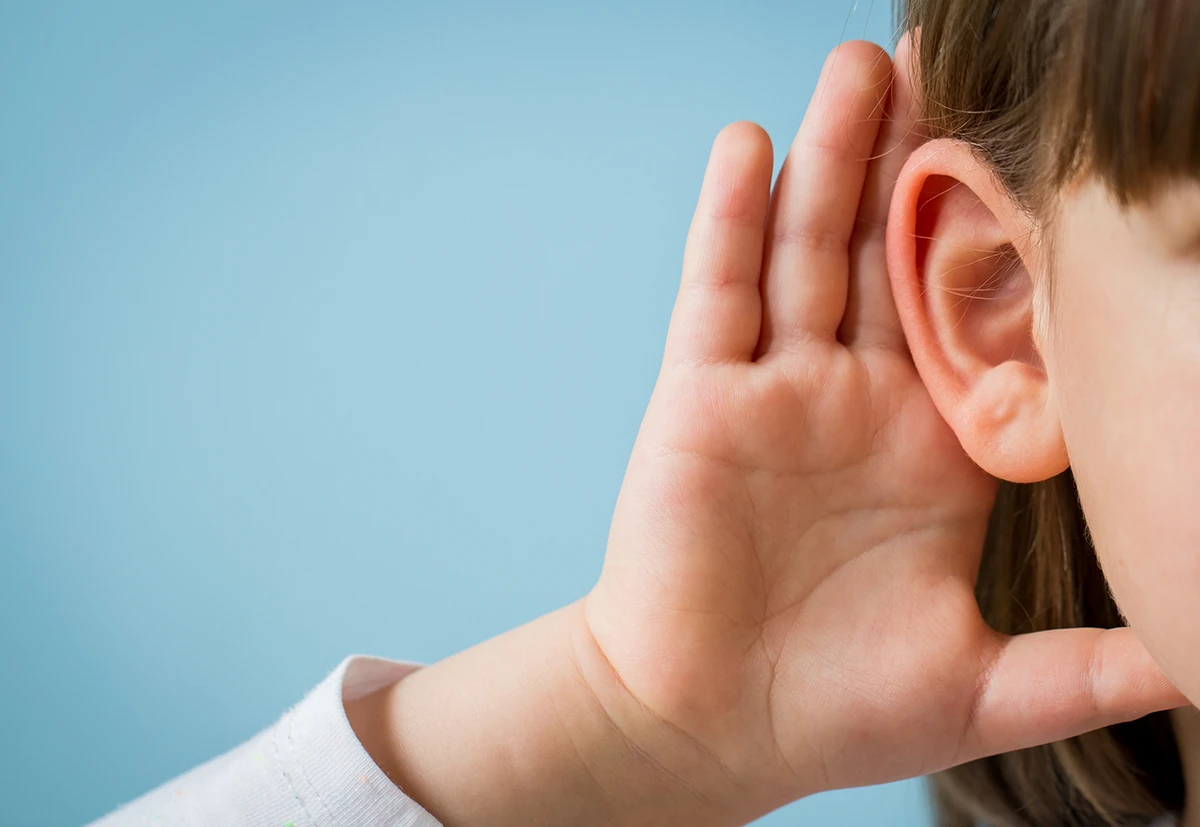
886 139 1068 483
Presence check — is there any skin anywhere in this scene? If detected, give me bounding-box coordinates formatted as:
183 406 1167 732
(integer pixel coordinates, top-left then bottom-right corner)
886 85 1200 825
345 36 1195 826
1057 178 1200 824
1054 178 1200 708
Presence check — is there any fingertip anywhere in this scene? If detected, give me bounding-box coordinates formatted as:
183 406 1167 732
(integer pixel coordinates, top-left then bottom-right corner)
893 29 913 67
895 27 926 102
891 29 923 106
702 121 774 228
824 39 892 86
909 25 924 60
824 38 883 63
711 121 774 171
1098 627 1191 714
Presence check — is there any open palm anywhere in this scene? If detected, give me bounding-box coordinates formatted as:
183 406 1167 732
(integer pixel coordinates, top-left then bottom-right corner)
581 36 1183 810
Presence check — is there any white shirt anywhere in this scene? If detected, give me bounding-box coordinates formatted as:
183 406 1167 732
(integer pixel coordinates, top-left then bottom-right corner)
86 656 443 827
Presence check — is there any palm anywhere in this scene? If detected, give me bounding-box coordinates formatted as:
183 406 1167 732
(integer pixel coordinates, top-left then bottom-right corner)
582 38 1179 807
595 324 994 792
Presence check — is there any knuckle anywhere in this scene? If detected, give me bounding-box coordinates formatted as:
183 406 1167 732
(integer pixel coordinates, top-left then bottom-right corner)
771 217 849 255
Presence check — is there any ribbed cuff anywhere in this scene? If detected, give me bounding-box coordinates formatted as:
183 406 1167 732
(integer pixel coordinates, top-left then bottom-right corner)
273 655 443 827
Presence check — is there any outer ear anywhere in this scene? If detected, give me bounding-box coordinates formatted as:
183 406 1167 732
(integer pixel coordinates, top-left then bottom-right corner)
886 138 1068 483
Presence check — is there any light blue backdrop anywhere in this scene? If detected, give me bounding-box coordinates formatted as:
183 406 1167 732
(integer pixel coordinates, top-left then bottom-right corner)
0 1 933 824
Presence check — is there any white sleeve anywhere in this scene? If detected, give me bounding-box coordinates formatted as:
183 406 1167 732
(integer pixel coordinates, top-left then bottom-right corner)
86 655 444 827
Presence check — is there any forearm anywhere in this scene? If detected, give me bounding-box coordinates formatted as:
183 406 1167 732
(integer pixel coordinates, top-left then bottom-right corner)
346 598 768 827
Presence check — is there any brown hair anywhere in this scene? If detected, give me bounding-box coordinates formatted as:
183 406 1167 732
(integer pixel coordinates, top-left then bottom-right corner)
891 0 1200 825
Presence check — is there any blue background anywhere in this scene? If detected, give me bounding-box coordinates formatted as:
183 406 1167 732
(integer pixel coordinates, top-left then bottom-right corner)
0 1 932 824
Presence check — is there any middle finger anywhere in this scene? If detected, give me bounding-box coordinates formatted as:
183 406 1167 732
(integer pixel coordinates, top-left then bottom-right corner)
754 40 892 359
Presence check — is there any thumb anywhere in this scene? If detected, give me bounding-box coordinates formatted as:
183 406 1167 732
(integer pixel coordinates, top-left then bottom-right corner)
954 626 1188 765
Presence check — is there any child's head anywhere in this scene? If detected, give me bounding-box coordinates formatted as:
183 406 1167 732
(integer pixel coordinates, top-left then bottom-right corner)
889 0 1200 823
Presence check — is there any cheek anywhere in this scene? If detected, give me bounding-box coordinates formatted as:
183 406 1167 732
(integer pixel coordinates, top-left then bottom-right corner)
1052 257 1200 704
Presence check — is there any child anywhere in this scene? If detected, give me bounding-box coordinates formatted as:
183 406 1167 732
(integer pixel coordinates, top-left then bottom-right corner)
88 1 1200 825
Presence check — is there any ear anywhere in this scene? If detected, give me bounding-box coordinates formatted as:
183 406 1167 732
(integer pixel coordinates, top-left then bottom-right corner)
886 139 1068 483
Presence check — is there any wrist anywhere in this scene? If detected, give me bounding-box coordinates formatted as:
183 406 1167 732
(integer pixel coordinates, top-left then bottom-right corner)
352 599 771 826
566 597 785 826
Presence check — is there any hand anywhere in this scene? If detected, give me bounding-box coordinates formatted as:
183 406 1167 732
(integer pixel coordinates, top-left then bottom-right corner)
348 36 1187 827
578 33 1189 822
